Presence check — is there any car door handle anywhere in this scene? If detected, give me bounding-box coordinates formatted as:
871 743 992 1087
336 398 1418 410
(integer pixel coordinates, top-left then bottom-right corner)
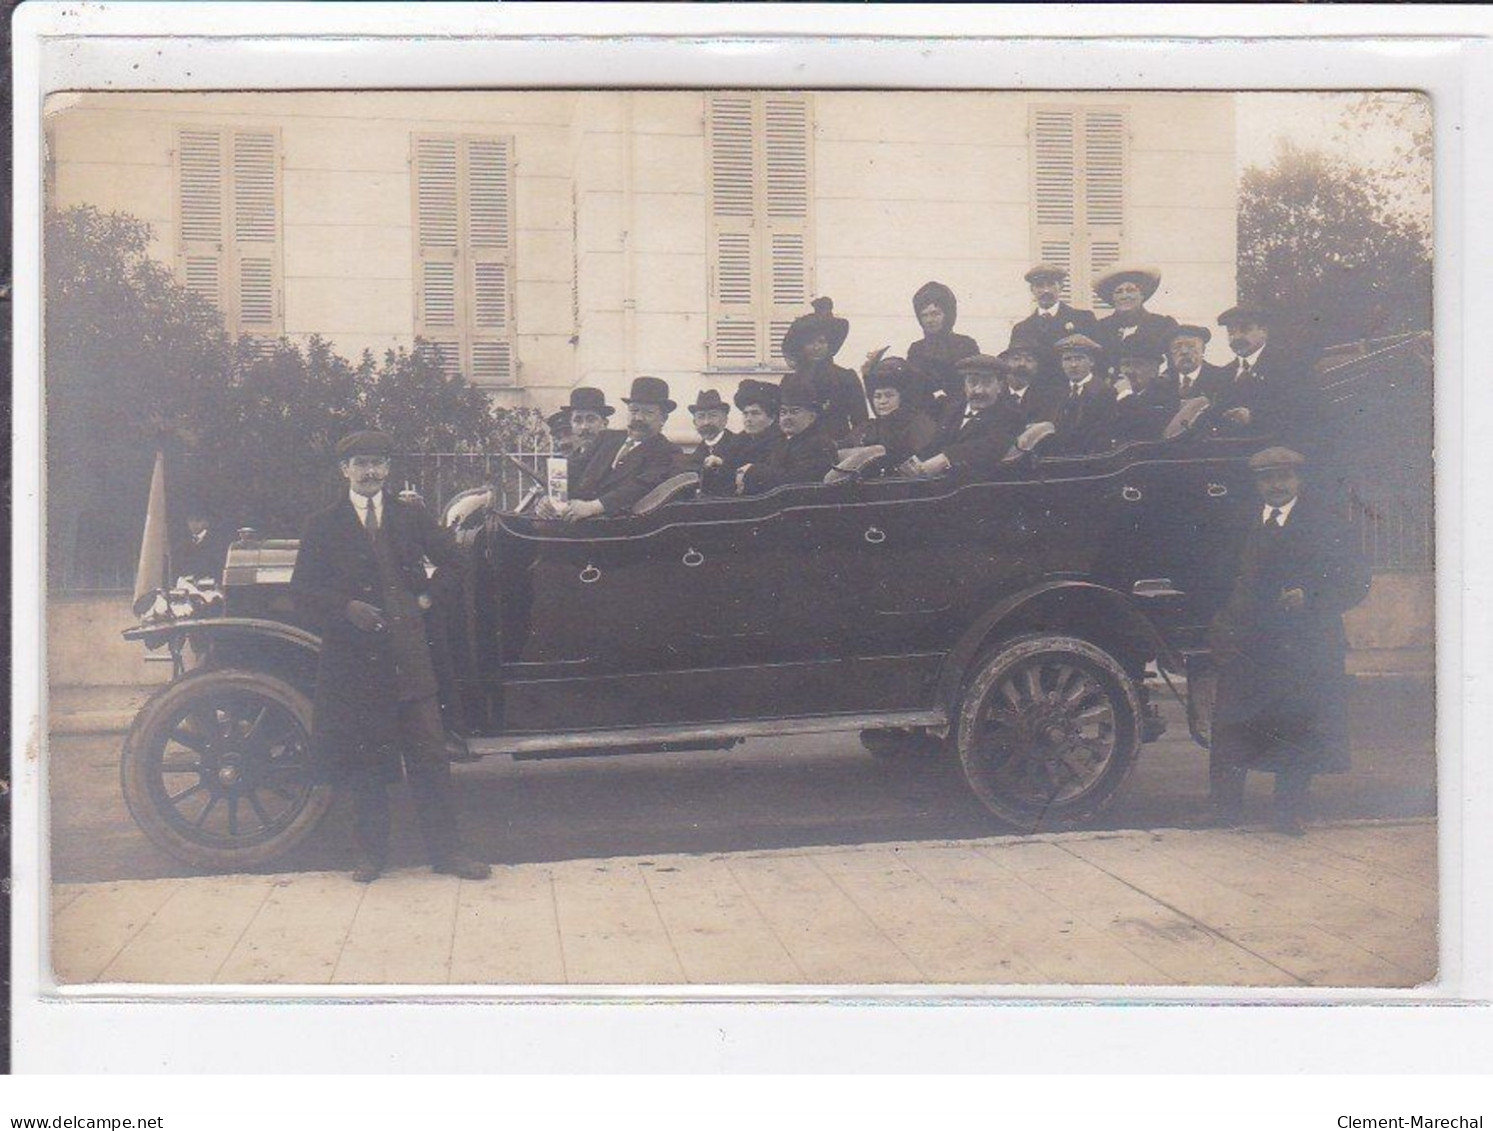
579 564 601 584
682 548 705 568
1206 482 1229 498
864 526 887 544
1121 485 1144 503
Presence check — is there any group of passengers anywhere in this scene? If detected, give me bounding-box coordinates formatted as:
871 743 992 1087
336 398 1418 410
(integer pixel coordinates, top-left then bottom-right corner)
539 262 1317 521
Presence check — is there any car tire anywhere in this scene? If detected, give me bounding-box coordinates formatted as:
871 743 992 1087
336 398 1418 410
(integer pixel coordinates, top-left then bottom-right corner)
955 634 1141 830
120 668 333 870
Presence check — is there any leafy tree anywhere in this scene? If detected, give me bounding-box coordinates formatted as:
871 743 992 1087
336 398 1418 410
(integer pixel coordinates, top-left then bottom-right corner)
46 204 525 588
1238 141 1431 352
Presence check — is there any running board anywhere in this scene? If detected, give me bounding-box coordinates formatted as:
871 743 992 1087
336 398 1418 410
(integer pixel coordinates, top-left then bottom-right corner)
470 709 949 759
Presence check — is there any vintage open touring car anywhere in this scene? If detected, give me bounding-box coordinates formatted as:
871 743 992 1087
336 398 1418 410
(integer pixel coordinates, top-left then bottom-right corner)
119 423 1265 869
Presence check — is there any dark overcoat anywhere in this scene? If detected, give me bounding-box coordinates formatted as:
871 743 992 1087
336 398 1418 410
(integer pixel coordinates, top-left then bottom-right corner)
703 427 784 495
1004 382 1064 428
172 526 233 584
1167 360 1234 403
291 492 468 784
907 332 982 408
1109 384 1182 447
565 427 626 486
1051 379 1119 455
1096 309 1180 379
1009 304 1100 352
571 430 680 514
1210 345 1330 457
1209 492 1371 773
928 397 1027 477
855 408 941 469
800 361 870 444
681 429 752 477
739 422 838 493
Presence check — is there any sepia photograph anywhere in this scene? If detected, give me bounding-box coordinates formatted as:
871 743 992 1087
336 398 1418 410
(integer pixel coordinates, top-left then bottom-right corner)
38 84 1435 992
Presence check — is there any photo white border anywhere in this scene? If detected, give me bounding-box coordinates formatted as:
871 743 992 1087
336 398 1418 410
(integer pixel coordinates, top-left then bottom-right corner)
12 1 1493 1072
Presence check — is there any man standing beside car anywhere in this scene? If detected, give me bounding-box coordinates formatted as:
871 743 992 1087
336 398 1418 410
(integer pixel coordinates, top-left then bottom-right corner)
290 430 490 884
541 376 680 521
1204 447 1370 834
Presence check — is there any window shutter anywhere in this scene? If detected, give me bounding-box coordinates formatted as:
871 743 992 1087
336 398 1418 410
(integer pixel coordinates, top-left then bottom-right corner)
414 135 461 355
763 96 812 365
708 95 762 366
230 130 281 332
1031 109 1078 305
466 137 515 387
1081 109 1126 309
177 129 225 312
707 93 814 369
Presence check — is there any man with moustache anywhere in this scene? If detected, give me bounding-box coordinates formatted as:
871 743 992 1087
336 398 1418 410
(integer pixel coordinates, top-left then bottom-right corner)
543 377 680 521
559 386 620 481
1211 305 1329 455
1109 343 1182 446
901 353 1026 480
290 430 490 883
736 372 840 494
1008 262 1100 352
1166 325 1233 402
682 389 750 478
998 337 1063 427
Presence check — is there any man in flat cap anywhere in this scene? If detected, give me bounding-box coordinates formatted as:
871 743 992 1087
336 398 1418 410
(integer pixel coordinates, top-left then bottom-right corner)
902 353 1026 480
1009 263 1100 353
1109 342 1181 447
1166 324 1233 403
682 389 750 480
550 377 681 520
1204 446 1370 834
291 431 490 883
998 339 1063 428
1050 333 1118 454
737 372 840 494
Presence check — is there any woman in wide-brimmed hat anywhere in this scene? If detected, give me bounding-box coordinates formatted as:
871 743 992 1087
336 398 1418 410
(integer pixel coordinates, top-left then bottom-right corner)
780 297 868 445
905 280 981 411
853 357 941 472
1092 264 1179 379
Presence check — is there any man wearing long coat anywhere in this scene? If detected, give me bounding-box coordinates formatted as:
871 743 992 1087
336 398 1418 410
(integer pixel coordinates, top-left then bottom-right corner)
291 430 491 882
1206 446 1371 833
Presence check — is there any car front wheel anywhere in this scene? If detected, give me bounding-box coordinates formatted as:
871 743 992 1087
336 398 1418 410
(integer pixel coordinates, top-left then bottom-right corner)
955 634 1141 830
120 668 333 870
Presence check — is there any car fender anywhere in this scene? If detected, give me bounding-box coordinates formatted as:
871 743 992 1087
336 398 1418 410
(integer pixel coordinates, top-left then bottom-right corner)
122 616 322 653
934 579 1179 717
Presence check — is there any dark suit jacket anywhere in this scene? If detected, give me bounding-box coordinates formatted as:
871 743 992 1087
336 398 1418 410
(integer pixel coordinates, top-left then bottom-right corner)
739 424 838 494
566 428 626 486
801 362 870 445
1096 309 1180 378
172 526 232 583
1003 382 1063 428
1009 304 1100 351
1167 361 1233 403
1052 378 1119 454
1109 384 1182 447
703 427 783 495
681 429 752 475
1209 492 1370 773
571 430 680 514
929 397 1027 477
291 492 467 782
1211 344 1328 453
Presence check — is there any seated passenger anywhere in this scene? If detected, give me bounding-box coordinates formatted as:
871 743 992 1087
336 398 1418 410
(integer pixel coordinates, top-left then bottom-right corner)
854 358 941 471
1109 343 1181 446
559 386 622 482
540 376 680 521
700 379 781 496
907 280 981 413
901 353 1025 479
1166 324 1232 402
1000 337 1064 427
737 373 840 495
1050 333 1118 455
1211 304 1327 453
781 297 869 445
682 389 750 476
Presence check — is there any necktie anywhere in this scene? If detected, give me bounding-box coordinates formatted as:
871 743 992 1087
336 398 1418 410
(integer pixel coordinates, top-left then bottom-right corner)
1237 359 1252 382
364 496 379 541
1070 382 1083 399
1180 372 1195 394
1266 507 1284 528
613 439 637 469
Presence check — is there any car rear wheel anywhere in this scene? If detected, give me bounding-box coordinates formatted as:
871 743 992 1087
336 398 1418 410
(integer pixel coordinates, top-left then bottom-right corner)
955 634 1141 830
120 668 333 870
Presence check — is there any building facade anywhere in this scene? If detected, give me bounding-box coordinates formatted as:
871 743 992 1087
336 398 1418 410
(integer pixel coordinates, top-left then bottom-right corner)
47 90 1238 437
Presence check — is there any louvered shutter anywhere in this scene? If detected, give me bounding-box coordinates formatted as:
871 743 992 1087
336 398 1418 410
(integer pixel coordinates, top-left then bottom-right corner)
230 130 281 334
466 137 515 387
708 95 762 367
1081 110 1126 309
762 96 813 365
1031 109 1078 305
413 135 462 377
177 129 225 312
1029 106 1127 308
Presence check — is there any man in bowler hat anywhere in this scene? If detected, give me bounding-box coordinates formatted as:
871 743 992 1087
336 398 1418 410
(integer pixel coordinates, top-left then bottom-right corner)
290 430 490 883
1205 447 1370 834
682 389 750 477
560 386 621 481
555 377 681 520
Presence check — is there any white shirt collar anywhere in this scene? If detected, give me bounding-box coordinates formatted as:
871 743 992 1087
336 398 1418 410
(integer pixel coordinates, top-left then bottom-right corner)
192 529 208 544
1034 303 1060 319
1237 344 1266 369
1177 365 1201 381
1010 385 1028 401
351 489 383 523
1069 373 1093 393
1262 496 1298 525
702 431 726 450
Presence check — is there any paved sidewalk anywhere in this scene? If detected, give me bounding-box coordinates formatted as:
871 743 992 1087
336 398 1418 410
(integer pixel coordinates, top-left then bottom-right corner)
50 819 1437 989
